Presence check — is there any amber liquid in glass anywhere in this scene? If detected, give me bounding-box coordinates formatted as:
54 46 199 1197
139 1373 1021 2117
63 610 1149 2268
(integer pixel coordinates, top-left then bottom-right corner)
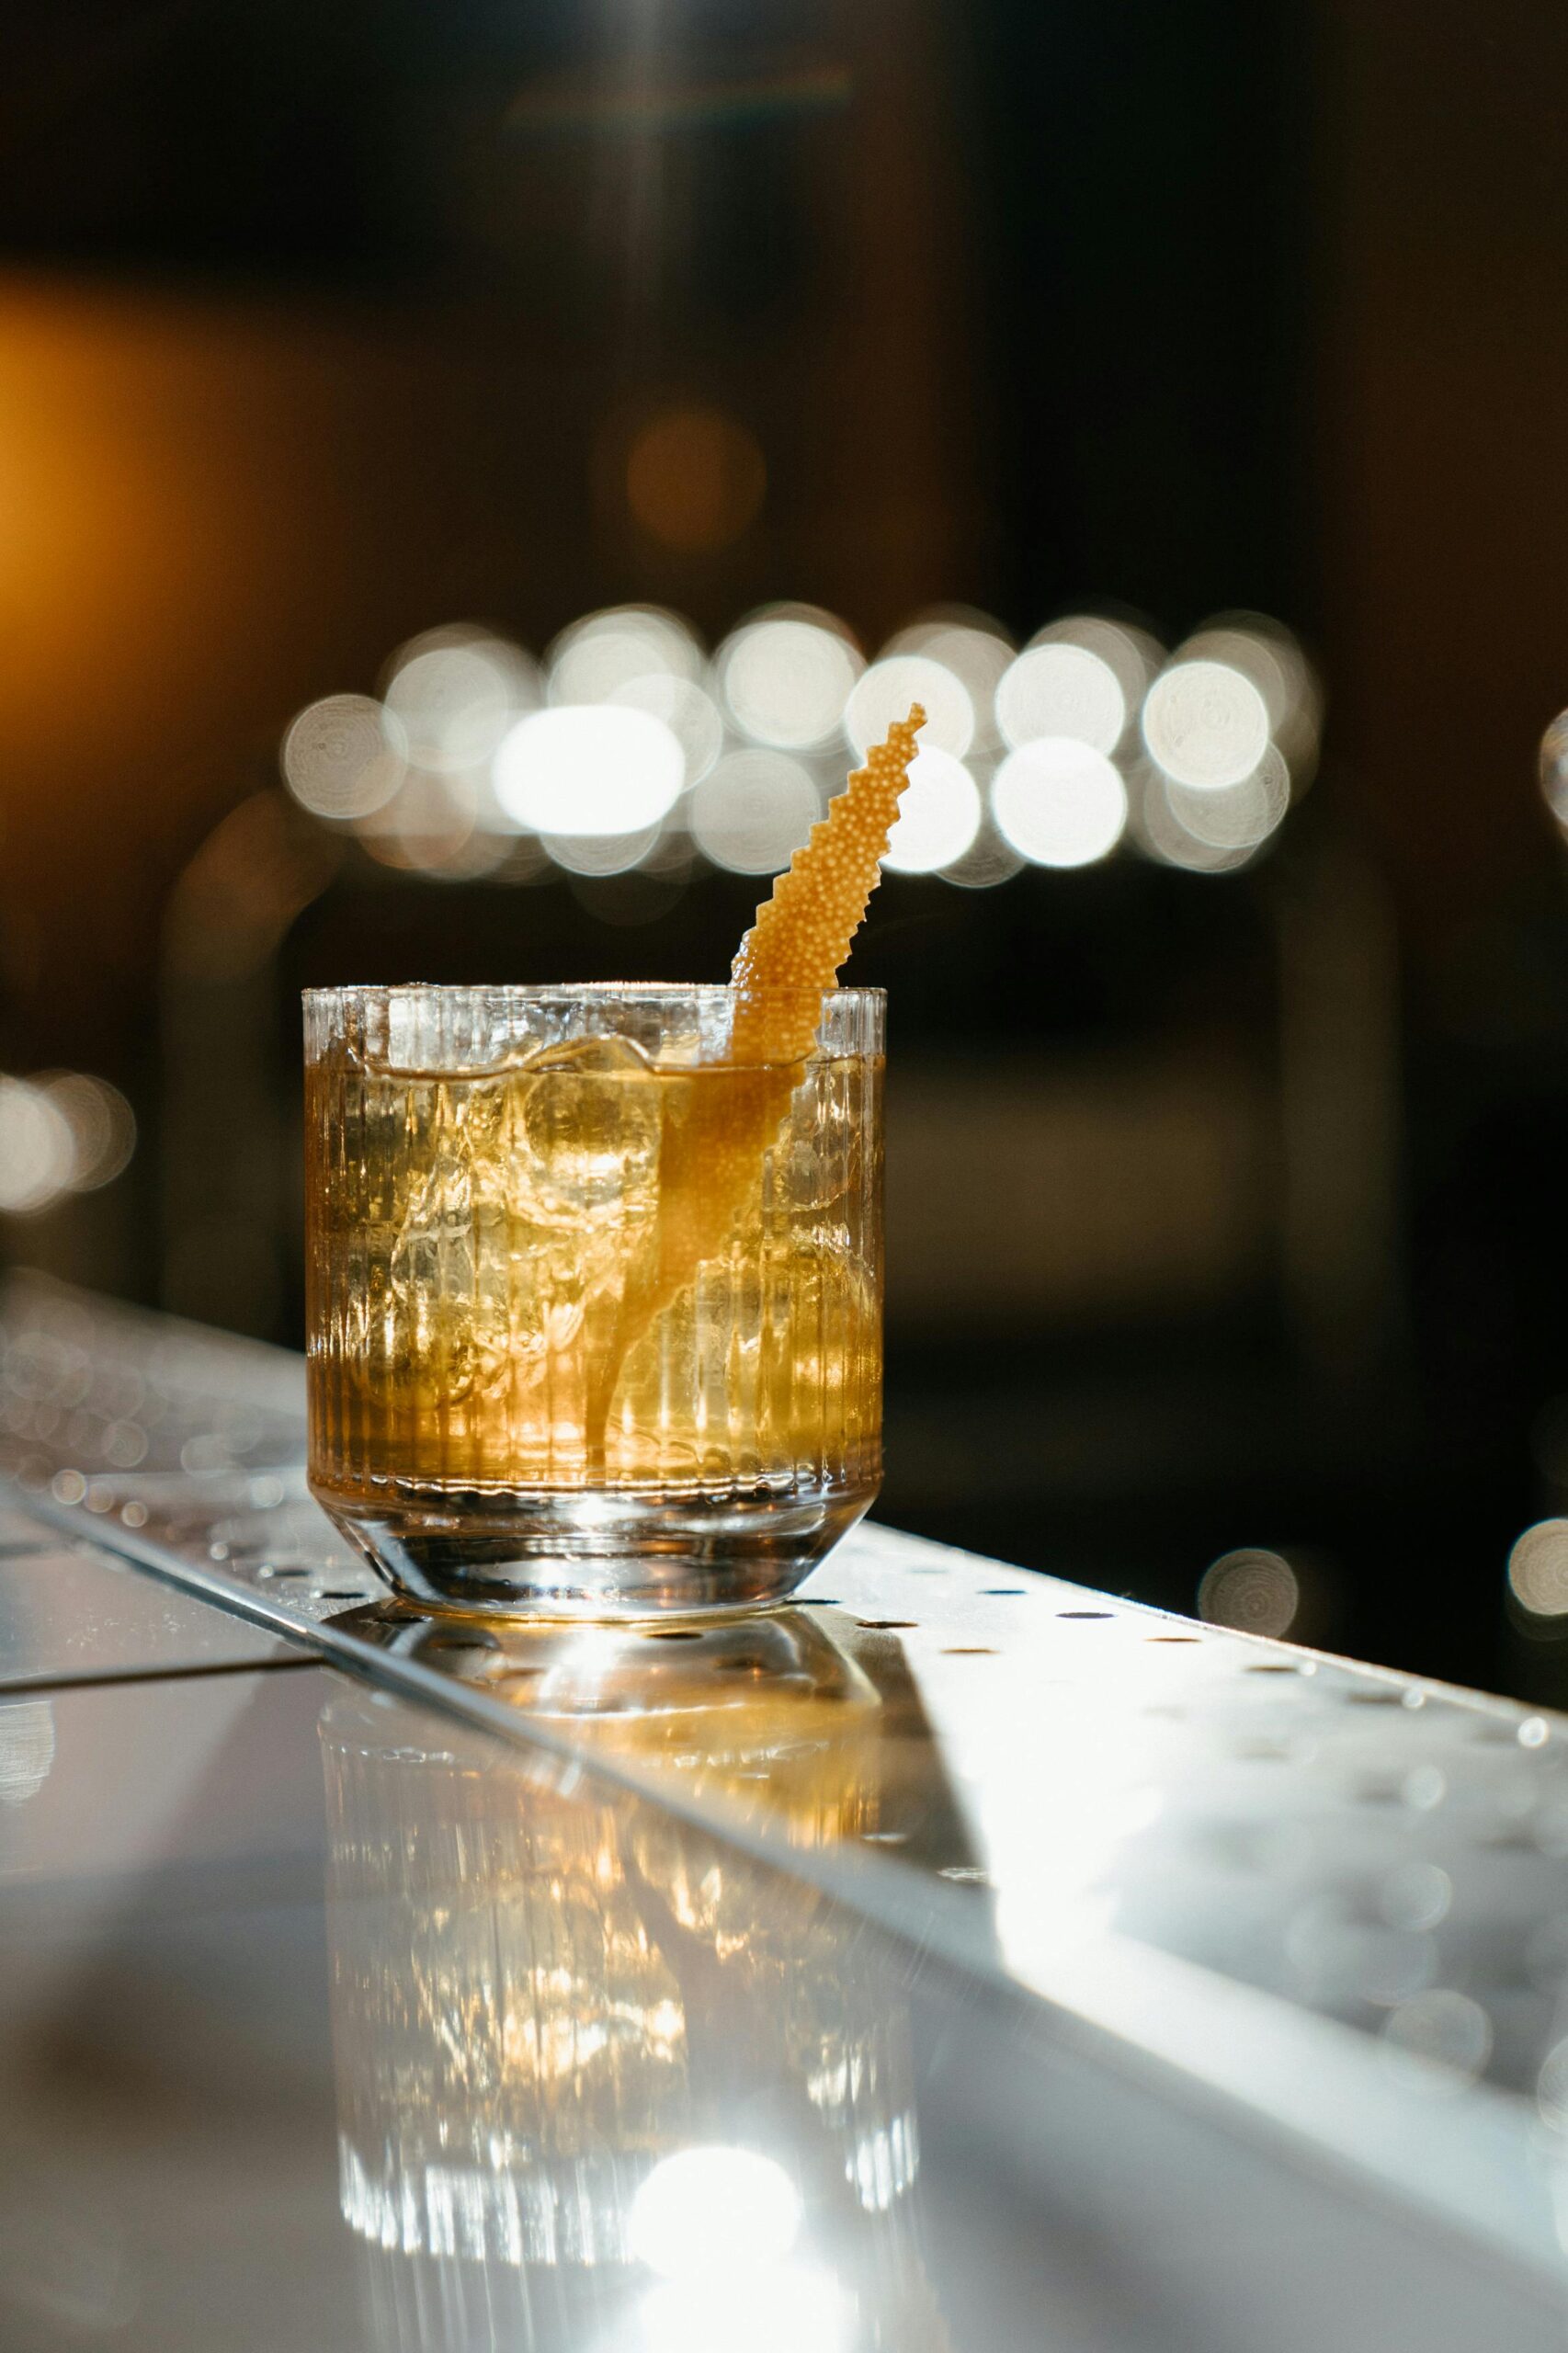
306 1039 882 1511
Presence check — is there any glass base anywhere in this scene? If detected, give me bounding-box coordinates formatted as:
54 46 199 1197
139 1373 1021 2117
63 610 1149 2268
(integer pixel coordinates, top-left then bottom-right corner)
311 1473 877 1619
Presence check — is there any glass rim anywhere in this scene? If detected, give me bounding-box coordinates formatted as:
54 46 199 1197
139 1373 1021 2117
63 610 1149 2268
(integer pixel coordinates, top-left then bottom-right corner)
301 981 885 1006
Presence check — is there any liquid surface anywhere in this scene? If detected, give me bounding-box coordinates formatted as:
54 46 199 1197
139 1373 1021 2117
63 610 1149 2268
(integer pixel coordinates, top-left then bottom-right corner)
306 1038 881 1499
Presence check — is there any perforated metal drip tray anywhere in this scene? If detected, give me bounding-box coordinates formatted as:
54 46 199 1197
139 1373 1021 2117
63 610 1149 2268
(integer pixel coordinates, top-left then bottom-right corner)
2 1270 1567 2295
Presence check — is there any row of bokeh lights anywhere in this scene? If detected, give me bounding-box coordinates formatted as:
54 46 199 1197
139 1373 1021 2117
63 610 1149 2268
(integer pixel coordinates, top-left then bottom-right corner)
281 603 1322 889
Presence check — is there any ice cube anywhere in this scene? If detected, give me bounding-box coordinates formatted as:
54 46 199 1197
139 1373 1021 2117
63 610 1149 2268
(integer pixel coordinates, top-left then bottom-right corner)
512 1034 664 1225
387 1078 509 1401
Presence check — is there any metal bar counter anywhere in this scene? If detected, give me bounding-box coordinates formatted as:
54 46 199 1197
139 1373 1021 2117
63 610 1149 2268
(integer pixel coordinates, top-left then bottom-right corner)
0 1274 1562 2351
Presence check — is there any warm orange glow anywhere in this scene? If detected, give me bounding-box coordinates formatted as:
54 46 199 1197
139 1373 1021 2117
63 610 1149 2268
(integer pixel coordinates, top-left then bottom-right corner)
624 404 767 554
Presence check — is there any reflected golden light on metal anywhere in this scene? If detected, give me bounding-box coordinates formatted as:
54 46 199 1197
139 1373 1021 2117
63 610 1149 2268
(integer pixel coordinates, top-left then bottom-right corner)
317 1615 911 2343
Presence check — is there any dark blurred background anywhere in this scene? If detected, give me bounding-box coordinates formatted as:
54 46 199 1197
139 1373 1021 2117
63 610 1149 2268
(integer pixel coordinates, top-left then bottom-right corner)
5 0 1568 1699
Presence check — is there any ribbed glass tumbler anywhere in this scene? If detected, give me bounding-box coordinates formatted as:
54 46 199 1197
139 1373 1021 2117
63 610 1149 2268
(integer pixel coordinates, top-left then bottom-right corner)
303 983 883 1615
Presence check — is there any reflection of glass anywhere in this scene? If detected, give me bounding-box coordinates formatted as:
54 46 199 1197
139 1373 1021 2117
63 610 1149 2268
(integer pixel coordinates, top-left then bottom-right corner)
368 1608 884 1843
319 1617 949 2352
304 983 883 1617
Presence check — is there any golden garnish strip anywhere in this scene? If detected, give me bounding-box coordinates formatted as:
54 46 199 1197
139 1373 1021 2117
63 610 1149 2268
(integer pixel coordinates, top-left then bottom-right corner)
730 704 926 1056
587 705 925 1459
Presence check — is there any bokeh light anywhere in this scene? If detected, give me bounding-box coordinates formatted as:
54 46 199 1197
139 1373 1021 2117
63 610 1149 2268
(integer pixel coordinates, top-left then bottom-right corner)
846 654 974 759
381 625 533 772
1034 614 1164 715
992 739 1128 868
548 606 703 705
416 826 517 881
1381 1862 1453 1934
1142 658 1271 790
882 610 1014 738
1507 1519 1568 1618
1131 763 1258 873
1198 1548 1301 1636
629 2147 801 2279
1379 1990 1492 2095
1161 745 1290 852
938 824 1028 891
1540 711 1568 834
688 749 820 875
489 833 553 884
355 769 483 876
494 705 686 835
39 1075 135 1191
543 825 663 878
996 642 1126 756
281 693 405 821
881 745 983 873
608 674 724 786
629 2148 846 2353
1538 2037 1568 2131
1178 620 1290 727
281 598 1308 901
624 404 767 554
717 610 862 751
1183 612 1321 783
0 1079 77 1214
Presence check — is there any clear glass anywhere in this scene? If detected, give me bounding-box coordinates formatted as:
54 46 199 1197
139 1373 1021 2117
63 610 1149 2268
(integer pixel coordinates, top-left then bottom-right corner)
303 983 884 1615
